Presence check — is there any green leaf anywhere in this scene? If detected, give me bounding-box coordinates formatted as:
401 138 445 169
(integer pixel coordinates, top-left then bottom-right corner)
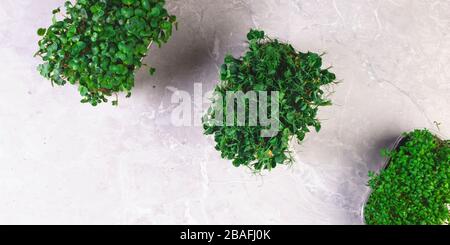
37 28 46 36
150 5 162 17
141 0 151 10
364 129 450 225
122 0 136 5
52 8 61 15
79 86 89 96
203 29 337 172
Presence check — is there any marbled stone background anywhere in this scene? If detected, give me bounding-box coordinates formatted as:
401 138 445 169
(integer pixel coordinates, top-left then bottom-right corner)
0 0 449 224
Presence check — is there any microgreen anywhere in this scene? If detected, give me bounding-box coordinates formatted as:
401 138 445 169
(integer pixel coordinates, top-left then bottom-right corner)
203 29 337 172
365 129 450 225
35 0 177 106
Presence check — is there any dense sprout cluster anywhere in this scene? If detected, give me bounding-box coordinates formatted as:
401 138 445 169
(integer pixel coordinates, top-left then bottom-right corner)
203 30 337 171
365 129 450 225
35 0 176 106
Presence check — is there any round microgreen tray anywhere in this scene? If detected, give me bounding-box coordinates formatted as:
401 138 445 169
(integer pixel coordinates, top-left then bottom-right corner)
360 130 447 225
